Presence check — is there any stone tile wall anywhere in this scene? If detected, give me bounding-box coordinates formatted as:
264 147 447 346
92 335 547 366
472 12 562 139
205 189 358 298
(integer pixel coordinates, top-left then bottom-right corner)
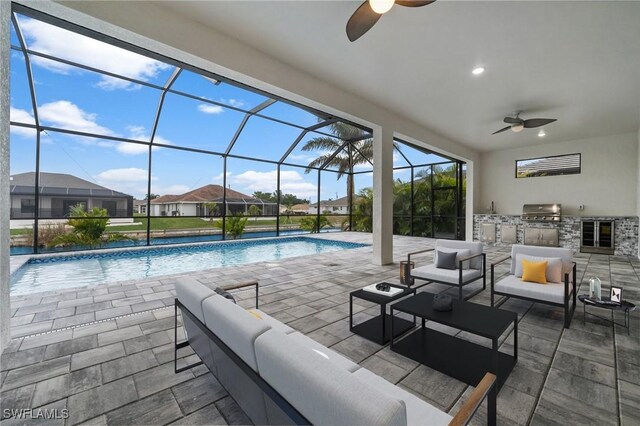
473 215 639 257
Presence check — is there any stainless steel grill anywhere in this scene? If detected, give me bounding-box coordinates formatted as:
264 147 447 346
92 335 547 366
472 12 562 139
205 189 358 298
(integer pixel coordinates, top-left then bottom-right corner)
522 204 561 222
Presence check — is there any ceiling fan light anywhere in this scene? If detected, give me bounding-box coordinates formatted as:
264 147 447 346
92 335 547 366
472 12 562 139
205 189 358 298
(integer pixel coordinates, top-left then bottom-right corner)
538 129 546 137
369 0 395 14
511 123 524 133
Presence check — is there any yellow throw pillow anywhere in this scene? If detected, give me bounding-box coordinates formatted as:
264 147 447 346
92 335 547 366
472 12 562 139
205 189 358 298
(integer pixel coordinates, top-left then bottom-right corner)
521 259 548 284
247 309 263 320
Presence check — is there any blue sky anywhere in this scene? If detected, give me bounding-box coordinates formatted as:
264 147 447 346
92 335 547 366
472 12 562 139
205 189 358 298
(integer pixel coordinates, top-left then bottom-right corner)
9 14 450 203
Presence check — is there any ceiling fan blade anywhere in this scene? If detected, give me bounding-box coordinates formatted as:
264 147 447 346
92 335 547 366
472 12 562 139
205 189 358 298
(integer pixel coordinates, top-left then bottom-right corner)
523 118 557 128
346 1 382 42
492 126 512 135
503 116 523 124
396 0 436 7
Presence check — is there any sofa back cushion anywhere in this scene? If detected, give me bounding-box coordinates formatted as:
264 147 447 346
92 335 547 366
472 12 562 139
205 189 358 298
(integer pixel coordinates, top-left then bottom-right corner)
202 296 270 371
510 245 573 276
255 330 407 426
175 277 217 323
435 240 483 269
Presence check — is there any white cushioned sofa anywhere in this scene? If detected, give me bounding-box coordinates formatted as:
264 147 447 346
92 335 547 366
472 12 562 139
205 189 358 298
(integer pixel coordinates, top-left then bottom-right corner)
175 277 497 425
491 245 577 328
408 240 486 300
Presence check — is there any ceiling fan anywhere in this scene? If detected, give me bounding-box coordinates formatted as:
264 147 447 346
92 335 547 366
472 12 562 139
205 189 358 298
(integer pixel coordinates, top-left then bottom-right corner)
492 112 557 135
346 0 435 42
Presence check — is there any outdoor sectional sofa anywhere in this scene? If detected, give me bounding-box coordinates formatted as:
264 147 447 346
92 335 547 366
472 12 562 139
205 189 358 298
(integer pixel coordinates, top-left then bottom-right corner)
174 277 498 425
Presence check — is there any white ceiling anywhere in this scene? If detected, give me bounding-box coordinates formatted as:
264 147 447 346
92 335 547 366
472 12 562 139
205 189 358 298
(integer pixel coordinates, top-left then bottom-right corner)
160 1 640 151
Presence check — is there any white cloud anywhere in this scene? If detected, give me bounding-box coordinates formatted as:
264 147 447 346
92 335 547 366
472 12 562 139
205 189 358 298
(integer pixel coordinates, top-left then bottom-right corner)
113 126 171 155
212 172 232 184
197 104 225 115
222 98 245 108
18 17 170 90
39 100 114 135
95 167 148 182
231 170 317 198
9 107 36 138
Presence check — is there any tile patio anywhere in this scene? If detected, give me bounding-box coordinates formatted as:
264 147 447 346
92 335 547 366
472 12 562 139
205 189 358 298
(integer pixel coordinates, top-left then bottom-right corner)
1 233 638 425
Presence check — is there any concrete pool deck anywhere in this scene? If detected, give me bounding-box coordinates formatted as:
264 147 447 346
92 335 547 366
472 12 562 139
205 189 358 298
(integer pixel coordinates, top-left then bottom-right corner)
1 232 639 425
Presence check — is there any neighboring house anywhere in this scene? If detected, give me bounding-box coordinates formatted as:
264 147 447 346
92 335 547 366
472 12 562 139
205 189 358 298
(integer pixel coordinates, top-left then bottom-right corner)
279 203 309 215
133 199 147 215
309 196 351 215
150 184 278 216
10 172 134 219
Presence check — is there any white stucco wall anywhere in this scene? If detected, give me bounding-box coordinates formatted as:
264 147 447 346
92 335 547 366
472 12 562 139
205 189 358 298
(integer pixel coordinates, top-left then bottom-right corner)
478 132 638 216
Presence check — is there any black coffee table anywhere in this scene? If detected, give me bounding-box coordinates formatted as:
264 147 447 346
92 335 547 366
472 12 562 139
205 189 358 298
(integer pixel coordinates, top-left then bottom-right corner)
390 293 517 426
349 283 416 345
578 295 636 335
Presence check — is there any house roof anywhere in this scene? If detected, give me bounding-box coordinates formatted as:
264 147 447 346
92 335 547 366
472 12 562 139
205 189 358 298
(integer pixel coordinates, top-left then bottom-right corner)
151 184 274 204
10 172 132 198
291 204 309 210
311 196 350 208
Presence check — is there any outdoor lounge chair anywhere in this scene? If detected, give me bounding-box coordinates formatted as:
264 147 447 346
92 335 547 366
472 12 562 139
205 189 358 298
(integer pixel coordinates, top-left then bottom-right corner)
491 245 577 328
408 240 486 300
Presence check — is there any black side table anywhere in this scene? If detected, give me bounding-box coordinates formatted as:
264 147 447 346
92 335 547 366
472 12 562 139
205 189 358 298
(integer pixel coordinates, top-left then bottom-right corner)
349 283 416 345
578 295 636 335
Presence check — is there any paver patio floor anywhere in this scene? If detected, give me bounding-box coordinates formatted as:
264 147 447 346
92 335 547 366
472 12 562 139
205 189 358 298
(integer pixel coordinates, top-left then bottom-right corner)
2 233 638 425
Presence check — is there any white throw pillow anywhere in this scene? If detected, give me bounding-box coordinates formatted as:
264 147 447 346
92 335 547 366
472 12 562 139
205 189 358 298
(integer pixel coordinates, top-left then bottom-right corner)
434 247 471 270
514 254 563 283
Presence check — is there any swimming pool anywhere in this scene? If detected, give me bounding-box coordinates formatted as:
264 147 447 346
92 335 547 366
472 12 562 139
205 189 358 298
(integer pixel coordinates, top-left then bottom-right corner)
10 236 368 295
9 228 341 255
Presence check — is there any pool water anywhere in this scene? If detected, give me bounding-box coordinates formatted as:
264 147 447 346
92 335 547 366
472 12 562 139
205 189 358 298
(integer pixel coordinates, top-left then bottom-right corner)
10 236 368 295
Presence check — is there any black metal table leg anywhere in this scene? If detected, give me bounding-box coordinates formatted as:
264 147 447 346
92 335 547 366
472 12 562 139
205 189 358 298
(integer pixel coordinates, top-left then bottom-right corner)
381 303 386 343
390 306 395 349
514 317 518 361
488 338 498 426
349 293 353 330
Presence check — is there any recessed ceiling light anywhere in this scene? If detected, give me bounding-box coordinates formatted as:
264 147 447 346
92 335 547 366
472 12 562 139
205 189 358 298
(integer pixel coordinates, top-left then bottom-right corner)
472 67 485 75
538 129 546 137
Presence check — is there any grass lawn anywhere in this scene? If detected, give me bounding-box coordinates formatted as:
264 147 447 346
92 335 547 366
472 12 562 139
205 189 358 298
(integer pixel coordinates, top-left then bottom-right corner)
10 228 31 236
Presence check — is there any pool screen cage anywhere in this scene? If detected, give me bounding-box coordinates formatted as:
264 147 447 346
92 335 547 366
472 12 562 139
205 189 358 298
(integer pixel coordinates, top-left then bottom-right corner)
7 4 466 255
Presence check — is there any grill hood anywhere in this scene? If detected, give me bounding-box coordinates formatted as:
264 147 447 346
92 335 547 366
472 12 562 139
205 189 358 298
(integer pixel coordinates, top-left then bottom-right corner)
522 204 561 222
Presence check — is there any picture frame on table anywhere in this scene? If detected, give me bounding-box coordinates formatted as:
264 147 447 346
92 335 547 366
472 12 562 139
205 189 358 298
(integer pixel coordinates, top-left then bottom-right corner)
610 286 622 304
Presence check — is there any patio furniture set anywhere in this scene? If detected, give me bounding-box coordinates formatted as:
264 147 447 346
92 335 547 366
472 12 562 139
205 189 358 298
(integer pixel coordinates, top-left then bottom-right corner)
173 239 632 425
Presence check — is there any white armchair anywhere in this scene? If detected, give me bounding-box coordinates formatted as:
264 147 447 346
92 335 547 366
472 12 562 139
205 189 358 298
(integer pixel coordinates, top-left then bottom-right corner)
491 245 577 328
407 240 486 301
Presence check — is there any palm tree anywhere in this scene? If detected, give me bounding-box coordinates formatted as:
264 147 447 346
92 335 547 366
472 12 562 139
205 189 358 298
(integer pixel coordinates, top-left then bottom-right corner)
301 122 372 226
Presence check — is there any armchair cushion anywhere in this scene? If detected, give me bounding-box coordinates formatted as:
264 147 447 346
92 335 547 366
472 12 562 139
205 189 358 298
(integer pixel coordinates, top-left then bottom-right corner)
435 250 458 270
521 259 548 284
510 245 573 276
495 275 570 304
435 240 483 269
412 264 482 284
435 248 471 270
515 254 563 283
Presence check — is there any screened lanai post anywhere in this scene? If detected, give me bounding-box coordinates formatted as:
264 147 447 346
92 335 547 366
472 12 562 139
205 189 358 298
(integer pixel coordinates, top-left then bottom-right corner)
146 67 182 245
222 156 227 240
373 127 394 265
276 165 281 236
348 143 354 231
316 170 321 233
12 12 41 252
0 0 11 352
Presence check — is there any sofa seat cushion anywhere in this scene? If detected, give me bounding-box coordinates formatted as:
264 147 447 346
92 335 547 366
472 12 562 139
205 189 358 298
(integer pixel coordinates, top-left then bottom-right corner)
175 277 217 323
202 296 271 371
353 368 452 426
412 264 482 284
286 331 360 372
248 309 296 335
255 330 407 426
495 275 571 304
